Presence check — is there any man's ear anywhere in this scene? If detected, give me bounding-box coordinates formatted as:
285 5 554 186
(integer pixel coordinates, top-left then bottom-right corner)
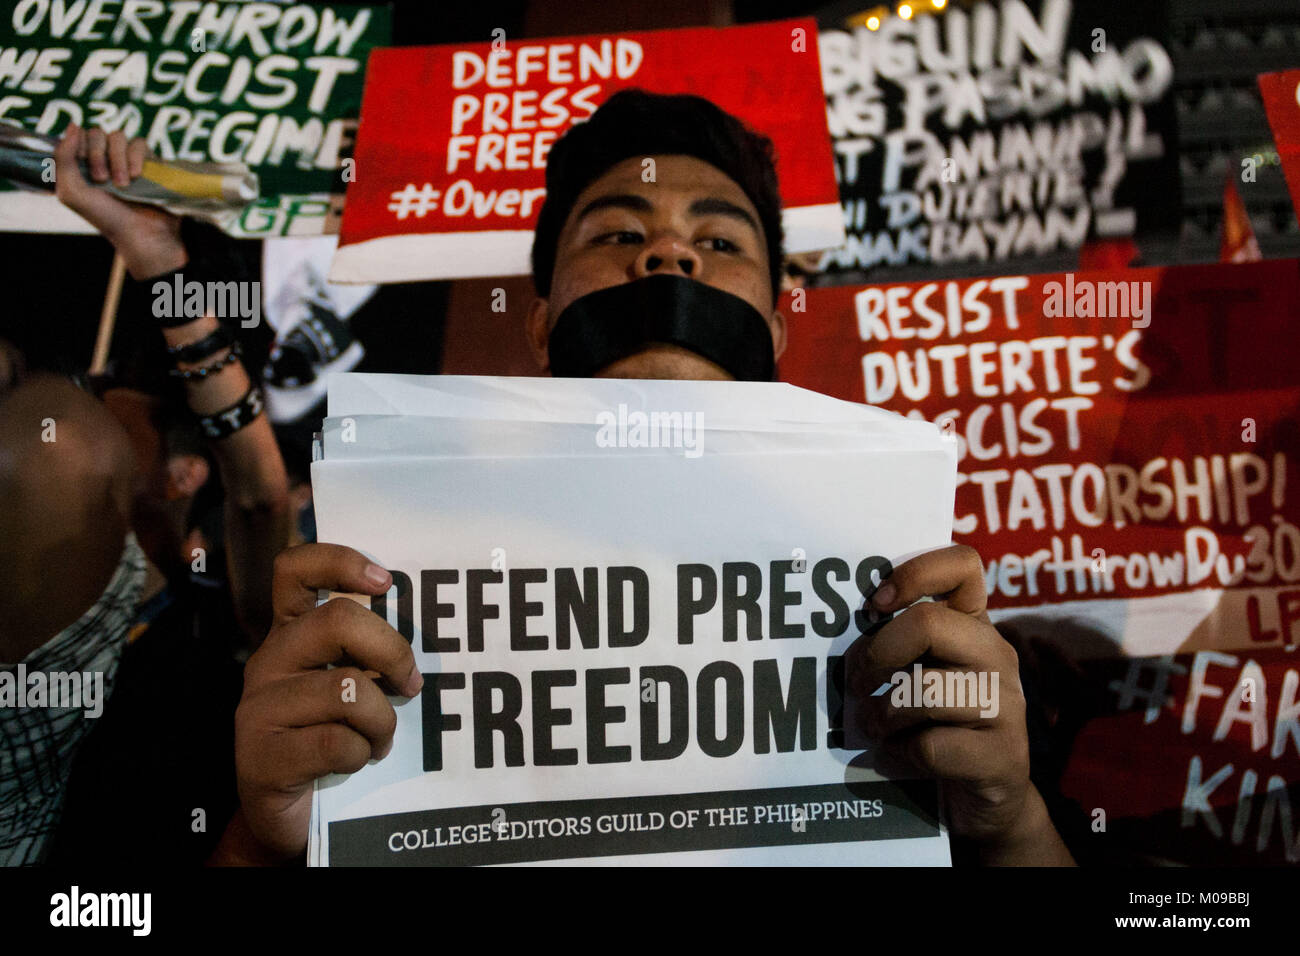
769 310 788 363
166 453 209 501
525 297 553 372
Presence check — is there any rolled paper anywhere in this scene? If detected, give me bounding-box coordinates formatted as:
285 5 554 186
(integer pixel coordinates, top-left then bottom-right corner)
0 124 259 230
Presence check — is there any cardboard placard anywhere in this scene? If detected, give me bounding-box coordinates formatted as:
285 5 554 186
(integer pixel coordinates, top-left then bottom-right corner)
778 259 1300 657
0 1 390 237
331 19 843 283
814 0 1181 277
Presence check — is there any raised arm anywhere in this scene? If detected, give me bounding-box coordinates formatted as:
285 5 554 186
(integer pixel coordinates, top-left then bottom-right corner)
54 124 291 641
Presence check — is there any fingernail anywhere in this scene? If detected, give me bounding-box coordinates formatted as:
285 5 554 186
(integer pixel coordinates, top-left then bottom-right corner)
404 663 424 697
872 581 897 609
364 562 391 589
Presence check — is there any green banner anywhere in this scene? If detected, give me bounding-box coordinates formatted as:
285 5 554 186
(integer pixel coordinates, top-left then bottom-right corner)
0 1 391 236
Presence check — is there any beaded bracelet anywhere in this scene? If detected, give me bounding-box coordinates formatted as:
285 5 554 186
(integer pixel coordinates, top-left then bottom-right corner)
169 340 242 380
197 385 264 441
166 325 234 365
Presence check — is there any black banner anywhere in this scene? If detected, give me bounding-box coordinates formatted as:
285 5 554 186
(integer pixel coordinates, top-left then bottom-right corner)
328 779 940 865
814 0 1182 280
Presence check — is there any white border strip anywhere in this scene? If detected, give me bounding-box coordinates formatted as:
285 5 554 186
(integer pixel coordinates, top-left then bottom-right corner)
329 229 535 284
782 201 845 254
329 202 848 284
0 192 95 234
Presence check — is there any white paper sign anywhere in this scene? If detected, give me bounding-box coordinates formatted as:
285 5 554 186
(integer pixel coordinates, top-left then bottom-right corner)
309 375 958 865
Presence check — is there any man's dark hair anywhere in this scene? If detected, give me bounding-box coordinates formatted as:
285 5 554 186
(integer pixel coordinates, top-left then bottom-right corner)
531 89 785 305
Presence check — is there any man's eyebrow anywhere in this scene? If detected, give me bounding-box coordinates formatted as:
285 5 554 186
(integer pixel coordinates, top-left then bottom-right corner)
573 193 760 234
574 193 654 222
688 197 760 234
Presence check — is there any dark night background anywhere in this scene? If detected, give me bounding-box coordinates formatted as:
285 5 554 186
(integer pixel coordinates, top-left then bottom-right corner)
2 0 1297 382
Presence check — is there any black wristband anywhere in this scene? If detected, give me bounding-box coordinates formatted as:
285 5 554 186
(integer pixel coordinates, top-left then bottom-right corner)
149 261 231 329
197 385 264 440
147 221 248 329
166 324 233 364
119 217 253 333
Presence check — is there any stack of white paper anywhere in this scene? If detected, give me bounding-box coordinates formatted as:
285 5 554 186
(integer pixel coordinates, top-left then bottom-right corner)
308 374 958 866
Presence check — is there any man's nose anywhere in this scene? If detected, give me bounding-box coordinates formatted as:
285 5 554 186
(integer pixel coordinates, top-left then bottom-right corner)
633 234 702 280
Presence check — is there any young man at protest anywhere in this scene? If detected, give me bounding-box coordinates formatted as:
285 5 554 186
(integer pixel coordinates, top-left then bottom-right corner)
48 93 1073 866
207 90 1076 866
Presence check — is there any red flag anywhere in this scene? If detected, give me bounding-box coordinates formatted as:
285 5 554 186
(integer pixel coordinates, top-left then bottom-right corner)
1220 172 1261 263
1258 70 1300 226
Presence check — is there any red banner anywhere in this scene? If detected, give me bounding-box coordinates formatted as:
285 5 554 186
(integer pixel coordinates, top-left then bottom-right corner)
1050 645 1300 865
332 19 842 283
780 259 1300 864
1260 70 1300 228
779 260 1300 657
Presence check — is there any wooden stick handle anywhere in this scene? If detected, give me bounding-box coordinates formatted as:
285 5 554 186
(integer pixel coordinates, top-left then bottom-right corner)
90 251 127 375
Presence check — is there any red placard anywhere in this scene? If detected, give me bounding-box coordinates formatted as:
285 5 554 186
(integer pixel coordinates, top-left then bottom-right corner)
332 19 842 283
1053 645 1300 865
1260 70 1300 227
778 260 1300 657
780 259 1300 864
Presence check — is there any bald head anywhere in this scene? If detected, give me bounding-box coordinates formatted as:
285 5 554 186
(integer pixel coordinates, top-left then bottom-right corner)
0 374 137 661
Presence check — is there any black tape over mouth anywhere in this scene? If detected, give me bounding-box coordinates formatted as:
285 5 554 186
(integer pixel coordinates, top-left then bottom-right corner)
547 274 775 381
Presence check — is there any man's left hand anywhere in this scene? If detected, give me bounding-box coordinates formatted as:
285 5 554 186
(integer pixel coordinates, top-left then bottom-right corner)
847 544 1074 865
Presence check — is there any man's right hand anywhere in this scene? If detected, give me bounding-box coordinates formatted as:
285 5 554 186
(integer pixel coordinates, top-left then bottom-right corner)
53 123 187 279
233 544 421 861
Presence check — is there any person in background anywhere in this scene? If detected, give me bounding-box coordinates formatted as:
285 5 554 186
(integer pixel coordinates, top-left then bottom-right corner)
0 368 238 866
0 121 294 866
53 123 291 644
213 91 1076 866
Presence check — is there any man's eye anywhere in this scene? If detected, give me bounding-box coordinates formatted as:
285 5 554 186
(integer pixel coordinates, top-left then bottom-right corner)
699 236 740 253
594 231 643 245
